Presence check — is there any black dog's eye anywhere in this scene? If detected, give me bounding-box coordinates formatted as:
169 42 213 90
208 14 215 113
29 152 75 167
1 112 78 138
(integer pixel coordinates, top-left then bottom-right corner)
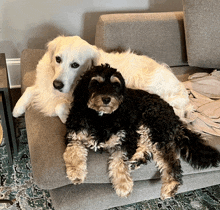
70 62 80 69
89 80 100 88
113 82 121 88
55 56 62 63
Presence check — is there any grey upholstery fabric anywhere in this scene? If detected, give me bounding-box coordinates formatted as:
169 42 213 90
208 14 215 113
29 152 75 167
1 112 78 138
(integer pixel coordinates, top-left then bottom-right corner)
25 107 69 190
50 171 220 210
183 0 220 68
21 49 45 93
95 12 187 67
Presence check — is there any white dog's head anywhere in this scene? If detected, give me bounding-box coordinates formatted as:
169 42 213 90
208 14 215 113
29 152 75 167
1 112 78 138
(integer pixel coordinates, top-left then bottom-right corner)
47 36 99 93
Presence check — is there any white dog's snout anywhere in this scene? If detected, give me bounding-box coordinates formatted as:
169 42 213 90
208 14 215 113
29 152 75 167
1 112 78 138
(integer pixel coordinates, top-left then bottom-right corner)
53 80 64 91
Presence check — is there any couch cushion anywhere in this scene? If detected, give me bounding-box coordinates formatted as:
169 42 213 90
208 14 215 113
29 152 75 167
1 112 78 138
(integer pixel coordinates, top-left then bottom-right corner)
183 0 220 68
95 12 187 67
50 171 220 210
26 105 220 190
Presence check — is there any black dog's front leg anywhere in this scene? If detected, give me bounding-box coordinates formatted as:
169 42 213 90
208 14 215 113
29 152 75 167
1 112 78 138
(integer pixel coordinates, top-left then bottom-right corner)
63 131 89 184
108 149 133 197
99 130 134 197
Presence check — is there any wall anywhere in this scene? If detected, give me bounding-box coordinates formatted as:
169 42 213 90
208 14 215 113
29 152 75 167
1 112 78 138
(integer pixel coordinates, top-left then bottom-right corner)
0 0 183 88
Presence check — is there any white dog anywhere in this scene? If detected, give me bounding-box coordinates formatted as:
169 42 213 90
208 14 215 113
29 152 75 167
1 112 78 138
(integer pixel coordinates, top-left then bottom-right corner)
13 36 190 123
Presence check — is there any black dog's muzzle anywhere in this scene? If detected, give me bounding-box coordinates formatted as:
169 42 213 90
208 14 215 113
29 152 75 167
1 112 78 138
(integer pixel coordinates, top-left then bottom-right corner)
102 96 111 104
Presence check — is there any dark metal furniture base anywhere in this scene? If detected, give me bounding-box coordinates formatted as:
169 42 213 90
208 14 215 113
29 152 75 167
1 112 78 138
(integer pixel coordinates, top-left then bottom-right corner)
0 53 17 164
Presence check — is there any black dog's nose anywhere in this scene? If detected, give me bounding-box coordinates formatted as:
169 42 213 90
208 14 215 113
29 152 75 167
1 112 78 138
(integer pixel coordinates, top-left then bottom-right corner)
53 80 64 90
102 97 111 104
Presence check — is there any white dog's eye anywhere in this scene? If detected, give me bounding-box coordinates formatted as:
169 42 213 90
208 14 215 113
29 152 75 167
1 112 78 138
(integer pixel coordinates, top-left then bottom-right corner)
70 62 80 69
55 56 62 64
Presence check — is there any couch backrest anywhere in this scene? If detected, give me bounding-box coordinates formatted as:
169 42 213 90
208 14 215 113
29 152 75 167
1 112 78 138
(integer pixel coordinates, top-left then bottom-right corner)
95 12 188 67
183 0 220 69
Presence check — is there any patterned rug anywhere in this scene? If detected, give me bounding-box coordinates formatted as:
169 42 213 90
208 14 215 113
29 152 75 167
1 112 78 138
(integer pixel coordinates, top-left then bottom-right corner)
0 117 54 210
0 117 220 210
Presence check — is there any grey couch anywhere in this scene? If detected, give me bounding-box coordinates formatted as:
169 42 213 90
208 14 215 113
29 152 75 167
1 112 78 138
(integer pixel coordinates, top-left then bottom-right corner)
21 1 220 210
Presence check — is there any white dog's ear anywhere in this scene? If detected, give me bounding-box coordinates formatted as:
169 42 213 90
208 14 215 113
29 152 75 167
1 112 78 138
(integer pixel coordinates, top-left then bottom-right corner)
46 36 63 62
90 46 100 66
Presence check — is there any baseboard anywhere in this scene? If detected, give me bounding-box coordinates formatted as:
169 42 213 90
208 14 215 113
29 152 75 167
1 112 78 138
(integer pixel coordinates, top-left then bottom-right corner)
6 58 21 89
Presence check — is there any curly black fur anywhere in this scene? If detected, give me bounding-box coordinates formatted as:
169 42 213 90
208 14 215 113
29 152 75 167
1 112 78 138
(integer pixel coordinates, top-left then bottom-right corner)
65 64 220 199
66 64 220 169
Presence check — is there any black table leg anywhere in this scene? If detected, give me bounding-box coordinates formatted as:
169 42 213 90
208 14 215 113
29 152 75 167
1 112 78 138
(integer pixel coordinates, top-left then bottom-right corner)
0 53 18 157
0 94 13 164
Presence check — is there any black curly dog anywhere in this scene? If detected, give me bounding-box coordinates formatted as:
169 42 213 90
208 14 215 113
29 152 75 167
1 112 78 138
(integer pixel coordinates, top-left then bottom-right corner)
64 64 220 199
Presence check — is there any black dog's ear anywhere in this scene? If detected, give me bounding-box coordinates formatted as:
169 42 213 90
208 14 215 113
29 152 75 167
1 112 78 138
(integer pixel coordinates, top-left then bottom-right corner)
73 70 94 107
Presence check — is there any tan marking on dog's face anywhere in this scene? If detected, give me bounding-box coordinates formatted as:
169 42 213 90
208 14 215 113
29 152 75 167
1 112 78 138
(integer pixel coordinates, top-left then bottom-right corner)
91 76 105 83
110 75 121 84
87 94 122 115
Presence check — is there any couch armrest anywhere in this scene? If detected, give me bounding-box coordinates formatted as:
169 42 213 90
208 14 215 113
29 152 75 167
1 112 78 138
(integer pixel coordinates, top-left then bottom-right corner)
20 49 45 93
25 107 71 189
20 49 71 189
95 12 187 67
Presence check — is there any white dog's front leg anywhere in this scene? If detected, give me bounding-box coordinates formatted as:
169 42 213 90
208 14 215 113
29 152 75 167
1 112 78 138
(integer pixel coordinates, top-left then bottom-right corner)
55 102 71 123
13 86 36 117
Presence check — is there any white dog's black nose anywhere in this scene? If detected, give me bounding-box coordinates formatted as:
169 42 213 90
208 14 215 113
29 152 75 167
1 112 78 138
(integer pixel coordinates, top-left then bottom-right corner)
102 97 111 104
53 80 64 90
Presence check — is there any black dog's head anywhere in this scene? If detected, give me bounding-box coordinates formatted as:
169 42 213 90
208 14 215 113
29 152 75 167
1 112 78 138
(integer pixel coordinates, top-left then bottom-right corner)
73 64 125 116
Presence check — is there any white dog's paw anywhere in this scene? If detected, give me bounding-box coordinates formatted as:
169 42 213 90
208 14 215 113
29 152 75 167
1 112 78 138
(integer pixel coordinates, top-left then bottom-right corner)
12 105 25 118
55 103 70 123
59 113 69 124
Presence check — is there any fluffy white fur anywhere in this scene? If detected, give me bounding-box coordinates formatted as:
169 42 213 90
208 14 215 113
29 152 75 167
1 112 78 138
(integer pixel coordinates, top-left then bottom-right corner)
13 36 191 123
